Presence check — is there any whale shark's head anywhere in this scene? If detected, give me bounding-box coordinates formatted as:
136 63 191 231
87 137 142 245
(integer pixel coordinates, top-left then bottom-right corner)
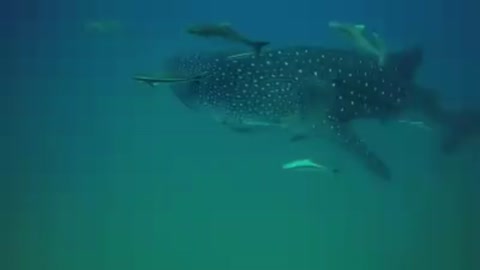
162 52 220 110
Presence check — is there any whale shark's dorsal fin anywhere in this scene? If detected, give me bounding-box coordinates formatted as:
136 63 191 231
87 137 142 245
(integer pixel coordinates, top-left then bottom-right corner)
385 47 423 81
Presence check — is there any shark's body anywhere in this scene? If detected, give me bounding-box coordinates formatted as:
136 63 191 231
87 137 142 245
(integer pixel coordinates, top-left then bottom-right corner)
157 46 473 180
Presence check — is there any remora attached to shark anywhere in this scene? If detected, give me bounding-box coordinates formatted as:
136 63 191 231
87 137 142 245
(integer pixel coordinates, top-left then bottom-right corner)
139 46 477 180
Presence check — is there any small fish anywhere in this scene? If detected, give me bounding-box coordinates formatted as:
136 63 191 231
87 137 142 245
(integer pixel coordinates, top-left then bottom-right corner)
186 23 270 56
329 21 387 66
84 20 122 34
282 159 331 172
227 52 255 60
217 117 287 134
133 72 208 87
398 119 432 131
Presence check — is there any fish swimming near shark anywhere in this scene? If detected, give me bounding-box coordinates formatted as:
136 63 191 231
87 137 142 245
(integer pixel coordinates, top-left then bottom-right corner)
133 72 208 87
139 46 479 180
186 23 270 57
329 21 387 66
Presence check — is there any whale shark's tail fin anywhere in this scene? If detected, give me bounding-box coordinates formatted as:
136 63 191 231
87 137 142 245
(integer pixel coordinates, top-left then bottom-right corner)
412 86 480 154
441 108 480 154
386 47 423 81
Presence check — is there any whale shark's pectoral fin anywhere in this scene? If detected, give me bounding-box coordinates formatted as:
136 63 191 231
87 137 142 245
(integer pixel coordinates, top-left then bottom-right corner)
441 109 480 154
327 122 391 180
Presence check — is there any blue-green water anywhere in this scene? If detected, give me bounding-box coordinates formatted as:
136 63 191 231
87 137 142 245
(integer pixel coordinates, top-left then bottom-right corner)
2 0 479 269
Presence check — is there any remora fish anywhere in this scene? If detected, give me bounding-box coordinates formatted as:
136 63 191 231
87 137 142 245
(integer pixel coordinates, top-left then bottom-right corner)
145 46 478 180
133 72 208 87
329 21 387 66
186 23 270 57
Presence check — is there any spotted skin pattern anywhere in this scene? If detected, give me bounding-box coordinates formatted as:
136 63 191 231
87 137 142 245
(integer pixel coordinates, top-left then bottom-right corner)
165 46 421 180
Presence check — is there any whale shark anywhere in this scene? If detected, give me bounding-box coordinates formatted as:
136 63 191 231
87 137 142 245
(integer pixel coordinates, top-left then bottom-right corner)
137 46 478 180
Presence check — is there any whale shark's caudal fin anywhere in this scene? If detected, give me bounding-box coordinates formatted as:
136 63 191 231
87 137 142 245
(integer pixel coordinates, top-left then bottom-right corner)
386 47 423 81
411 86 480 154
441 109 480 154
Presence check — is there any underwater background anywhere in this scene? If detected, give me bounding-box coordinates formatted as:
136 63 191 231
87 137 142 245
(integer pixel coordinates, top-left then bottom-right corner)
2 0 479 269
